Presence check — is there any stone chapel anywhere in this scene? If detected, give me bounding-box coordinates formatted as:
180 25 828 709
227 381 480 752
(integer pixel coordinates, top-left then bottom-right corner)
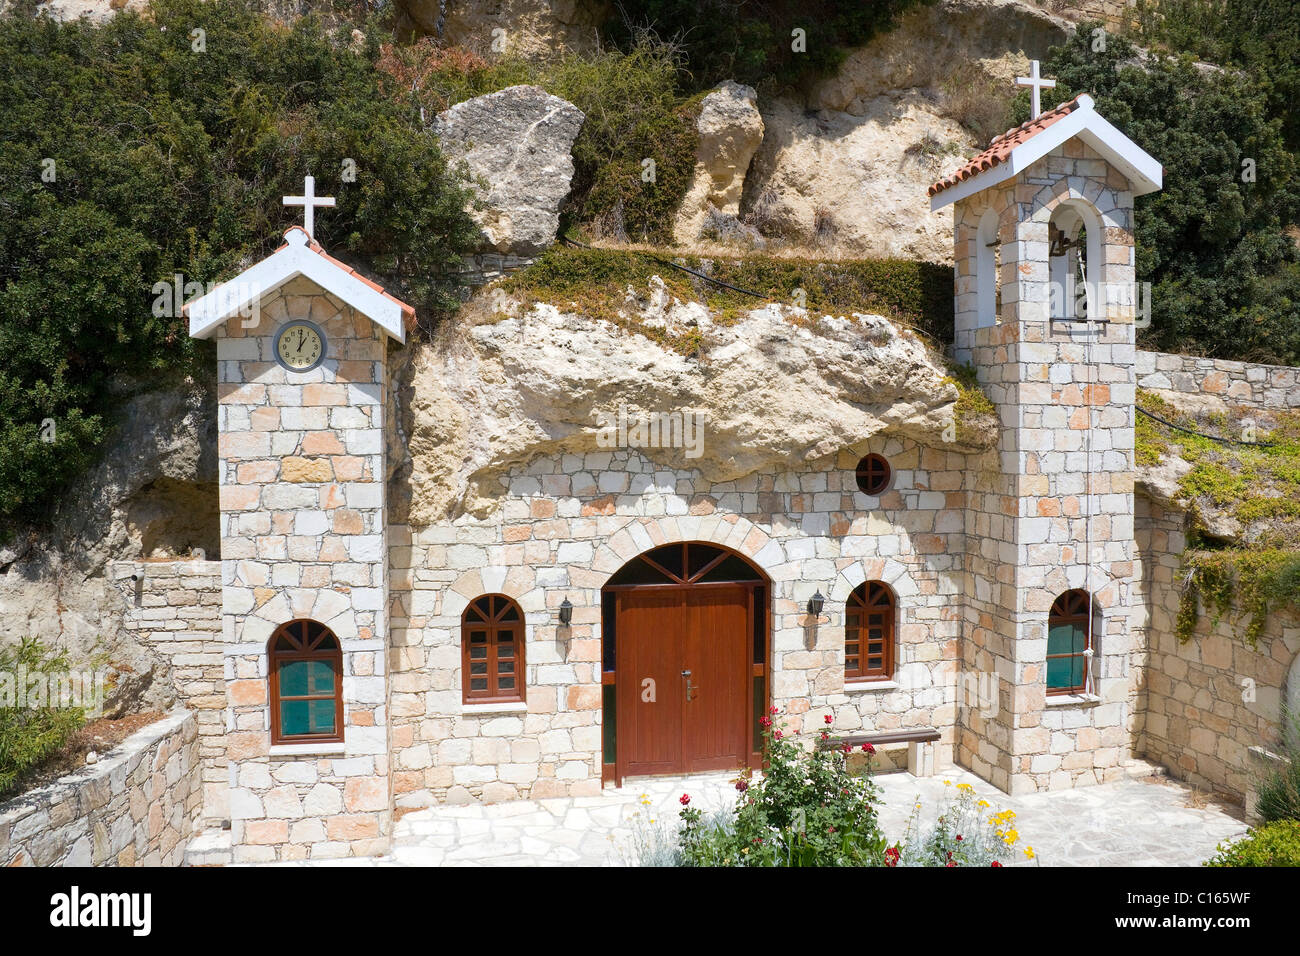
168 89 1170 863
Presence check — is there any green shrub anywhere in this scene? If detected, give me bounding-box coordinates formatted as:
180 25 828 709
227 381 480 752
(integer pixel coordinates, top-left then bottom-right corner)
1253 713 1300 824
892 781 1026 867
1030 23 1300 366
0 0 481 537
0 638 87 799
378 36 700 245
606 0 934 94
676 711 886 866
1205 820 1300 866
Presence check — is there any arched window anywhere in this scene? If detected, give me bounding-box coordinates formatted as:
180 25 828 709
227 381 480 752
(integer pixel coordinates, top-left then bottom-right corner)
845 582 895 682
976 207 1000 328
462 594 526 704
1047 590 1094 695
268 619 343 745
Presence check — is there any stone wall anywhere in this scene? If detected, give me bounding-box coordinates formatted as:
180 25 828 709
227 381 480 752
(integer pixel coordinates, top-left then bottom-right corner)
387 432 978 807
112 559 225 823
1133 495 1300 800
1136 350 1300 410
0 710 200 866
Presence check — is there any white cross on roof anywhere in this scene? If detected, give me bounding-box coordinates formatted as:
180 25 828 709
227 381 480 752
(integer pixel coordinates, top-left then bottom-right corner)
282 175 336 240
1016 60 1058 120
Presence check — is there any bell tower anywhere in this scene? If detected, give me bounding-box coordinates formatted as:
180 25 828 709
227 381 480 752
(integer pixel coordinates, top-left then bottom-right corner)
185 180 414 861
930 79 1163 793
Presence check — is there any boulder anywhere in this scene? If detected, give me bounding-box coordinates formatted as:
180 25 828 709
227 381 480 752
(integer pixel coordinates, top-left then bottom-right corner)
394 283 989 524
432 85 586 256
673 81 765 244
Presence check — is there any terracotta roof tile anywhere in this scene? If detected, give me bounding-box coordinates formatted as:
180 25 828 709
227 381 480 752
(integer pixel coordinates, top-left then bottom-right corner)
928 95 1085 198
277 226 418 331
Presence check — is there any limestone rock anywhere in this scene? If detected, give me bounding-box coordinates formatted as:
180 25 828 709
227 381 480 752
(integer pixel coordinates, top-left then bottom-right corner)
674 82 765 244
432 85 586 256
739 0 1072 262
0 383 218 713
396 285 988 524
399 0 610 57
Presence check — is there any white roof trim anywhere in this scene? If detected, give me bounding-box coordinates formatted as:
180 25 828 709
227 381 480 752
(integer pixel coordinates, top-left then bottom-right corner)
185 229 406 343
930 94 1162 211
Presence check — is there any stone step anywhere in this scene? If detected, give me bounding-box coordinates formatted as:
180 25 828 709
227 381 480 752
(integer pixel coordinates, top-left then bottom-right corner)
184 828 232 866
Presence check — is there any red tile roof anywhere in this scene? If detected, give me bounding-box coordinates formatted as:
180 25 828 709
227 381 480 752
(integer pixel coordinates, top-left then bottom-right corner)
277 226 418 331
928 95 1086 198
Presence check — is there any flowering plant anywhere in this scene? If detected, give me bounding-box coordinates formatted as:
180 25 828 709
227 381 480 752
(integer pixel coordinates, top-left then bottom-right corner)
677 708 887 866
889 781 1032 867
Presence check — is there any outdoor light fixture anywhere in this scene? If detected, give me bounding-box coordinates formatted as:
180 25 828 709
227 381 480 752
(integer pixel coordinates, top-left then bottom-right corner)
558 598 573 626
807 590 825 617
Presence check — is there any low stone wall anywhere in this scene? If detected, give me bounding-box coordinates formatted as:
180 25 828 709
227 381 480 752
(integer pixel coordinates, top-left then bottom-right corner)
1133 495 1300 799
1136 350 1300 410
113 560 226 824
0 710 200 866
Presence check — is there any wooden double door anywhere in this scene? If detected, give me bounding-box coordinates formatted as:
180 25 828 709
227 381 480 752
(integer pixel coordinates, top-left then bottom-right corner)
614 585 753 777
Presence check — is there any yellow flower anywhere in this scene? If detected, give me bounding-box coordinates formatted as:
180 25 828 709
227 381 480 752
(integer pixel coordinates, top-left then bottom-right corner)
943 779 952 786
977 800 990 809
956 783 974 793
1024 846 1036 859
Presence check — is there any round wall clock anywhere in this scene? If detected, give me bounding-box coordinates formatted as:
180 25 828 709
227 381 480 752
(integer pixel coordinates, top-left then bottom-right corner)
274 320 326 372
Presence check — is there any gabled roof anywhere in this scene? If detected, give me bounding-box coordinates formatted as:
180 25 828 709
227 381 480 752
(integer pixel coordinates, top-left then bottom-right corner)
928 93 1163 211
184 227 416 342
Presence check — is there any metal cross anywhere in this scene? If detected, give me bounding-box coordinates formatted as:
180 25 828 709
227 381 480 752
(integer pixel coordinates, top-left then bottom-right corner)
1016 60 1058 120
282 175 336 240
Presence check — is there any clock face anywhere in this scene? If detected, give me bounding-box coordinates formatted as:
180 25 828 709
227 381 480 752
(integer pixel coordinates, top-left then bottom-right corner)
275 322 325 372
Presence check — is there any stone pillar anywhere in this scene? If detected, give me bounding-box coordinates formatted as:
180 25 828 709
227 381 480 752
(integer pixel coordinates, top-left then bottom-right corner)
214 276 391 861
957 139 1140 793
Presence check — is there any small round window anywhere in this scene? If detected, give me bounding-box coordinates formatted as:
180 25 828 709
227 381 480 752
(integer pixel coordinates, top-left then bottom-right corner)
855 454 891 496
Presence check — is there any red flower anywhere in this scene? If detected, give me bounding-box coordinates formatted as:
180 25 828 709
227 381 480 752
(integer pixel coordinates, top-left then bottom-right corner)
955 835 963 842
774 730 783 739
990 861 1002 868
759 716 772 728
823 714 833 725
770 705 779 715
840 743 851 755
885 847 900 868
946 861 956 868
862 743 875 755
679 794 690 806
820 730 830 741
735 779 748 792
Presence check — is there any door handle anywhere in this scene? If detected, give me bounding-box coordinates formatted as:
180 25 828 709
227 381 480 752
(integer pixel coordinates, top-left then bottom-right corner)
681 669 696 702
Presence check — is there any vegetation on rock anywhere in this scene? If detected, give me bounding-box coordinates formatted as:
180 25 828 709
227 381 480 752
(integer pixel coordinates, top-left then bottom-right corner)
0 0 480 535
1030 22 1300 366
0 638 87 798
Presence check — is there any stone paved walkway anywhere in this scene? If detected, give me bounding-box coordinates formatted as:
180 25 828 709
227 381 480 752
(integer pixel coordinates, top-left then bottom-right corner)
352 761 1246 867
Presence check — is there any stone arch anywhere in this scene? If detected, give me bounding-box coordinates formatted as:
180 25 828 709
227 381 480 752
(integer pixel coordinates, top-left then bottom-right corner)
590 513 786 586
1031 182 1124 322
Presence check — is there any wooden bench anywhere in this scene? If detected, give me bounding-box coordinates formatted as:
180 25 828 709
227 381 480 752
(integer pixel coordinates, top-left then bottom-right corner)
817 728 940 776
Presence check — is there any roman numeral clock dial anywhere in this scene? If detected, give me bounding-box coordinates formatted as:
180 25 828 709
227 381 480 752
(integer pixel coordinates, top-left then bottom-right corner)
274 321 325 372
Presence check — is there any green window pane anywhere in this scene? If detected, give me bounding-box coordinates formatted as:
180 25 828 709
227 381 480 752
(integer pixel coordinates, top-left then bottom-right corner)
602 684 617 765
280 660 309 696
1046 655 1084 690
281 699 309 736
308 698 336 734
1048 622 1085 656
307 660 335 695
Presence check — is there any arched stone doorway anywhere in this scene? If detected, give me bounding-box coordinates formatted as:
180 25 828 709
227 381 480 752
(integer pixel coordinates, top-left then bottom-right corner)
600 541 770 785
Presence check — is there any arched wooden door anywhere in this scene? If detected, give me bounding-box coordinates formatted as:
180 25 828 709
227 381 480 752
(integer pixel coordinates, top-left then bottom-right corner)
601 542 768 784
